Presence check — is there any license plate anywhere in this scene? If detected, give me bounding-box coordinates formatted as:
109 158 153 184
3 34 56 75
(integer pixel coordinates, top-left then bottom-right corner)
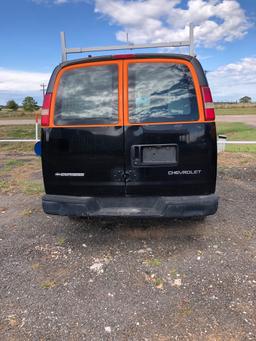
132 144 177 166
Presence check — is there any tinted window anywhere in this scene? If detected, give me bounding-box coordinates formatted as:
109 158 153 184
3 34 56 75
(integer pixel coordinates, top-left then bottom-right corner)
55 64 118 125
128 63 199 123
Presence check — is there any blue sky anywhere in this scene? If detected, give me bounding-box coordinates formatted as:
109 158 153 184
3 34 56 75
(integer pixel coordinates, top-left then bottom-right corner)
0 0 255 105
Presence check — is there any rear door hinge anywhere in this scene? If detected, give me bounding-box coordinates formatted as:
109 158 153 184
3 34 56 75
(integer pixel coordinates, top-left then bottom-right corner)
112 169 137 182
123 170 137 182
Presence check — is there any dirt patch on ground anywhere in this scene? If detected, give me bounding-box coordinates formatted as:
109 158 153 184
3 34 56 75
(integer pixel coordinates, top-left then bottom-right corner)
0 152 256 340
218 152 256 168
218 152 256 184
0 155 43 195
216 115 256 127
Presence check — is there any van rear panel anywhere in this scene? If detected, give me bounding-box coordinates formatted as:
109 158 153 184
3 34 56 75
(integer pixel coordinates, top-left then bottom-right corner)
41 126 125 196
124 123 216 196
41 54 218 217
123 59 216 196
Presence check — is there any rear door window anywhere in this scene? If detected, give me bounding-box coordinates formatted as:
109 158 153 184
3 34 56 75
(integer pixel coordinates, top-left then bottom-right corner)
54 64 118 125
128 62 199 123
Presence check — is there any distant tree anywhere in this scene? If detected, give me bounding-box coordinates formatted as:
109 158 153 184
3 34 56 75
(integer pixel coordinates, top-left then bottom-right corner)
6 100 19 111
22 96 39 112
239 96 252 104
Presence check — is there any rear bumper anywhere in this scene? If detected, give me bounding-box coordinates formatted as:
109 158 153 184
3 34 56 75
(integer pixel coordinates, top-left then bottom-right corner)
42 194 218 218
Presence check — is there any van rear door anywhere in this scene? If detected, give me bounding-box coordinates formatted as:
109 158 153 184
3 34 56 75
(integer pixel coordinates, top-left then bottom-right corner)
123 58 217 196
42 61 125 196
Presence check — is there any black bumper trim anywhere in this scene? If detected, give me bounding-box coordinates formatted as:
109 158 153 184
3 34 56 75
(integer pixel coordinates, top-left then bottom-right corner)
42 194 218 218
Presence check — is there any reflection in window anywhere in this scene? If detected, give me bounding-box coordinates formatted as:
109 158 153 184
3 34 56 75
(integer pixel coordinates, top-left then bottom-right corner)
128 63 199 123
55 64 118 125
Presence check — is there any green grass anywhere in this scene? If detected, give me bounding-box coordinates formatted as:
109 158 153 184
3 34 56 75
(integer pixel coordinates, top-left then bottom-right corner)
170 268 177 278
41 280 57 289
1 106 256 117
0 142 35 153
215 107 256 115
0 125 38 153
0 179 43 195
217 122 256 153
57 236 66 246
0 157 43 195
21 180 43 195
0 179 11 192
217 122 256 139
0 122 255 154
3 159 26 171
0 125 35 139
145 258 161 267
0 109 37 119
223 144 256 153
153 277 164 289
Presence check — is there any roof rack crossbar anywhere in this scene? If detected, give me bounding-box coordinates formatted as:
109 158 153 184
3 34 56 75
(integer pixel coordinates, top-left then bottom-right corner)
60 23 195 62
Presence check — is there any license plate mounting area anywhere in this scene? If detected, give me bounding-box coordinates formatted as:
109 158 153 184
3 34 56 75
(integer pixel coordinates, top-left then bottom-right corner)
131 144 178 167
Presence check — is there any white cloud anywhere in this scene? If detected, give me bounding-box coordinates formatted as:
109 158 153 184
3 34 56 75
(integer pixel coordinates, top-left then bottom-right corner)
32 0 87 4
32 0 251 48
0 68 50 104
0 68 50 92
95 0 250 47
208 57 256 101
1 57 255 104
55 0 69 3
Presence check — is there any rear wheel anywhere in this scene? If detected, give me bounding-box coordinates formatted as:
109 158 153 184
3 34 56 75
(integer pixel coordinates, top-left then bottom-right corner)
192 216 206 221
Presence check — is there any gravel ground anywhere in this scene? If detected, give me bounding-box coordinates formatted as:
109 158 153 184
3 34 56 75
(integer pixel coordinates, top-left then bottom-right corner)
0 152 256 340
216 115 256 127
0 120 35 126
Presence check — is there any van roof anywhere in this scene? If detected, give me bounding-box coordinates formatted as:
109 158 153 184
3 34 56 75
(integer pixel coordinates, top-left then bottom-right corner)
47 53 208 93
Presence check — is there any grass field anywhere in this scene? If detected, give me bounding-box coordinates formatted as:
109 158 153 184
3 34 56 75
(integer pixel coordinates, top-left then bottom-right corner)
215 107 256 115
0 109 37 119
0 125 36 153
216 122 256 153
0 125 35 139
0 123 255 153
1 104 256 120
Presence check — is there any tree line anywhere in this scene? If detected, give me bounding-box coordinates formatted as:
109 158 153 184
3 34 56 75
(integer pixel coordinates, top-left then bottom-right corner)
0 95 254 113
0 97 39 112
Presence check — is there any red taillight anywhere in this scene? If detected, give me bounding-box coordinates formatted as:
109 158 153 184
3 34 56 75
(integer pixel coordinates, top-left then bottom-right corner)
201 86 215 121
41 93 52 126
113 54 135 59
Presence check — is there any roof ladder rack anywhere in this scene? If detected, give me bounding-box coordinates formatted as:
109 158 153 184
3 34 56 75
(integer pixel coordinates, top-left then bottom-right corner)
60 23 195 62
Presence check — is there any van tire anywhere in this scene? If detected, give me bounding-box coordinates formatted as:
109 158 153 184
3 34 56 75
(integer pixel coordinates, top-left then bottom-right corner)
68 215 82 222
192 216 206 221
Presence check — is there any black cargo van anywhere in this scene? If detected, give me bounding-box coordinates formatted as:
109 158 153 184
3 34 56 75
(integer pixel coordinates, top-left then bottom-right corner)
41 54 218 218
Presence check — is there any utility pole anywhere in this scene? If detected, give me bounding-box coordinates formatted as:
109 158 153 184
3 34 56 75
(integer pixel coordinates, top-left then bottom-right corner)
40 83 46 97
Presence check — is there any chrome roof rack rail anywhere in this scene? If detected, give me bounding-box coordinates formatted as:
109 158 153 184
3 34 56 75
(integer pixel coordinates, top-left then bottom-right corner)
60 23 195 62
